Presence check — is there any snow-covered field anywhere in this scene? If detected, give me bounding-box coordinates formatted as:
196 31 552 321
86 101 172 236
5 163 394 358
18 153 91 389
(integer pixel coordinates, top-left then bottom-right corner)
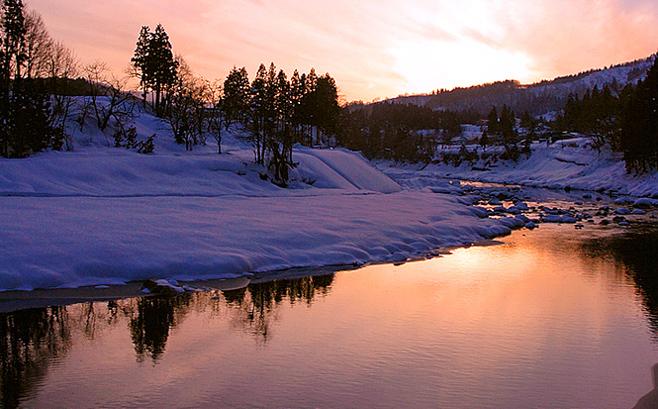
380 138 658 198
0 103 511 292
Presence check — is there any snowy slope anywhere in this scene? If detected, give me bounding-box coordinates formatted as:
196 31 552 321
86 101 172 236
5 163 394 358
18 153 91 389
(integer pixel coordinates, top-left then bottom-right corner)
380 138 658 197
386 55 654 114
0 98 400 197
0 192 508 291
0 147 401 197
297 147 402 193
0 99 513 292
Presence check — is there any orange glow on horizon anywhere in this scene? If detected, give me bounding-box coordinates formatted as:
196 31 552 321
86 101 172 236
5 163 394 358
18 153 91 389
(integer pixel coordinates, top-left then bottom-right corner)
27 0 658 102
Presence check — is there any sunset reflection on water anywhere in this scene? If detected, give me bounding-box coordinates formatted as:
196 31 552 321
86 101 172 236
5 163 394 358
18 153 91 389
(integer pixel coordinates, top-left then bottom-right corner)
2 225 657 409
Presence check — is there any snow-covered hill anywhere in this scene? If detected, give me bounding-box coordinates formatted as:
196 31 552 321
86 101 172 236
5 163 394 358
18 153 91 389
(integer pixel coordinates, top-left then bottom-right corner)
387 55 655 115
0 100 512 292
379 137 658 198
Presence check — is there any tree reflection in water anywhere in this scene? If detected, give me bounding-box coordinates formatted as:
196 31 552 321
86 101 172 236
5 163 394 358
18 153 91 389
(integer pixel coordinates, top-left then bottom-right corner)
0 272 336 405
0 307 71 408
225 274 335 342
580 229 658 336
127 294 193 363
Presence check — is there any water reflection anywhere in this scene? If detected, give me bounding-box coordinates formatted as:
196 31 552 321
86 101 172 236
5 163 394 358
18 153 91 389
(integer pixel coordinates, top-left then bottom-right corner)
2 228 658 408
633 364 658 409
581 229 658 336
128 294 193 362
0 307 70 408
0 274 335 406
227 274 335 342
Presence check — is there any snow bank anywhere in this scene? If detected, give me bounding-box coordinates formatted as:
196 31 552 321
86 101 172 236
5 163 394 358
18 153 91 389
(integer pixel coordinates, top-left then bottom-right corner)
0 192 507 291
297 147 402 193
0 102 400 197
0 99 501 292
381 140 658 197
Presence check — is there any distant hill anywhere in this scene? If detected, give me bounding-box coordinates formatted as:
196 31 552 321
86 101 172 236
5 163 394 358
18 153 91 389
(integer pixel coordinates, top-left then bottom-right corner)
385 54 655 116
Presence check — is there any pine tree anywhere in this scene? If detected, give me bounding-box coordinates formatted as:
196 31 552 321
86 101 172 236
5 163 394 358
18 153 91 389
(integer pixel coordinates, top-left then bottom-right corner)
1 0 27 156
487 106 499 135
269 69 293 184
289 69 304 142
621 57 658 172
222 66 250 128
499 105 517 146
150 24 178 116
131 26 152 106
298 68 319 145
249 63 268 164
131 24 178 116
313 74 340 142
1 0 53 157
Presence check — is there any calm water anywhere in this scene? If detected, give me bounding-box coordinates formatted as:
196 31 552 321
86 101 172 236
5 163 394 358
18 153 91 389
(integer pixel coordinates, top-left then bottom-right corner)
2 225 658 409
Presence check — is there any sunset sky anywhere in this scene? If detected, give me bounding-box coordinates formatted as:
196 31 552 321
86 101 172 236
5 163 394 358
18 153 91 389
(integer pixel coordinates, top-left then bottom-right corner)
29 0 658 102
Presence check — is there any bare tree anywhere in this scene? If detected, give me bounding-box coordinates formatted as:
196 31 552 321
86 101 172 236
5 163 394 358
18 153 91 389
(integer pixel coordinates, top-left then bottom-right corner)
23 10 52 79
80 62 136 138
47 41 78 150
205 79 224 154
166 57 207 151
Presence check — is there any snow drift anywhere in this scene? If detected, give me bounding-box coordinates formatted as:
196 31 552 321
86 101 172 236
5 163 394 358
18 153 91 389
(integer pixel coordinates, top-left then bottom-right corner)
0 100 512 292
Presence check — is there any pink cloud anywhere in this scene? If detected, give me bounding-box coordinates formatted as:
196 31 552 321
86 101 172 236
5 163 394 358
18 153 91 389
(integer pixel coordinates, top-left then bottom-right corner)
27 0 658 101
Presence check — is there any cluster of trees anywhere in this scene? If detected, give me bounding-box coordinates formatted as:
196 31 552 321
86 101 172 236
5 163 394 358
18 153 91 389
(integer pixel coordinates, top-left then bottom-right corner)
131 24 178 116
552 57 658 172
554 85 629 147
338 102 477 162
621 57 658 172
485 105 518 146
0 0 75 157
220 63 340 184
129 24 342 186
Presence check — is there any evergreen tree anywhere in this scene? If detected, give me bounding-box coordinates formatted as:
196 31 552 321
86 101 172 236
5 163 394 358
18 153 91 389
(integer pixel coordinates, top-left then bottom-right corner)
150 24 177 116
487 106 499 135
1 0 27 156
130 24 178 116
289 69 304 141
299 68 318 144
621 57 658 172
1 0 53 157
499 105 517 145
312 74 340 142
222 66 250 128
131 26 152 106
520 111 533 130
269 69 293 184
249 63 268 164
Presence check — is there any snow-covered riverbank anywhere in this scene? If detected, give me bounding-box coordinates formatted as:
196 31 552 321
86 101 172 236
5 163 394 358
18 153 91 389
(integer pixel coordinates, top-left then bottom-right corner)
4 105 656 292
0 107 514 292
379 138 658 198
1 190 513 291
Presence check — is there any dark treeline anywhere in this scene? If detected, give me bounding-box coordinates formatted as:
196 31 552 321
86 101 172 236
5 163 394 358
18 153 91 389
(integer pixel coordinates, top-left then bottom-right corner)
554 84 631 146
222 63 340 184
338 102 477 162
130 26 340 185
0 0 76 157
532 56 650 87
391 55 653 117
553 56 658 172
396 80 567 117
2 0 343 187
622 57 658 172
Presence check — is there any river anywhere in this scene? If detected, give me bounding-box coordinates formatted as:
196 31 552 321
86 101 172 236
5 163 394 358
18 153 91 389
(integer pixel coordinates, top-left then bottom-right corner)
2 222 657 408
